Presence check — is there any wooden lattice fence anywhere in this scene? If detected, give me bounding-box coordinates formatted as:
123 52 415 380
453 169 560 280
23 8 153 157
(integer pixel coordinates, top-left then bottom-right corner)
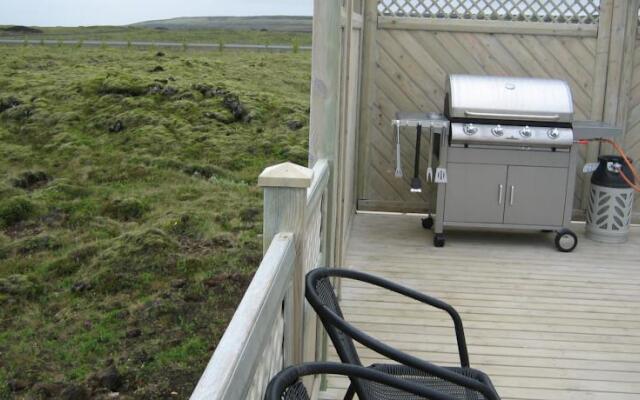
377 0 600 23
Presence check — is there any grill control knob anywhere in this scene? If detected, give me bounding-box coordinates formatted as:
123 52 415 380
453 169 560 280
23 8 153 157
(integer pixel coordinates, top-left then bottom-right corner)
492 125 504 137
548 128 560 139
464 124 478 136
520 126 532 138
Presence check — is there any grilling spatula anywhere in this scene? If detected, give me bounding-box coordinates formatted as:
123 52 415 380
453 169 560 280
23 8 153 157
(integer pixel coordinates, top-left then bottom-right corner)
394 122 403 178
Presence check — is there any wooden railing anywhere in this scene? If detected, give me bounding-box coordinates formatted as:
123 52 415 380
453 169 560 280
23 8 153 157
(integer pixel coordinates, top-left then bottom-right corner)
191 160 331 400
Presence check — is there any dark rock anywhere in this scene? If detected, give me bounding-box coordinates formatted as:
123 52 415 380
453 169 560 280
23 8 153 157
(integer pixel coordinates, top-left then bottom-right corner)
8 379 29 392
147 82 163 95
193 84 227 98
171 279 187 289
177 92 195 100
155 51 165 57
161 86 178 97
222 94 251 123
239 207 260 222
109 120 124 133
132 350 152 364
96 365 123 391
0 96 22 113
33 382 65 398
61 385 90 400
286 120 305 131
150 65 164 73
126 328 142 338
71 281 93 293
12 170 51 190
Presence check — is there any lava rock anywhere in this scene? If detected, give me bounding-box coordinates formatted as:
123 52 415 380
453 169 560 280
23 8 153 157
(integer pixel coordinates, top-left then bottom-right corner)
222 94 251 123
0 96 22 113
71 281 93 293
126 328 142 338
171 279 187 289
8 379 29 392
161 86 178 97
150 65 164 73
96 365 123 391
240 207 260 222
109 120 124 133
155 51 165 57
61 385 90 400
12 170 51 190
286 120 305 131
32 382 65 398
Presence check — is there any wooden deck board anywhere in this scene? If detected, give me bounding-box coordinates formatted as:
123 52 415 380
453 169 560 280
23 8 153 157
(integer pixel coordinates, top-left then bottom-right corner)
323 213 640 400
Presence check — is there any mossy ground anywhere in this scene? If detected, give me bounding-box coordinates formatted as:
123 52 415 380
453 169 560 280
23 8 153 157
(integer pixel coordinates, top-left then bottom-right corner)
0 44 310 398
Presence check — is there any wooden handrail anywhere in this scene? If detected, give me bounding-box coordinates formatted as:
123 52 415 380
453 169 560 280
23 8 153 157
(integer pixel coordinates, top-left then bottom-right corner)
190 233 296 400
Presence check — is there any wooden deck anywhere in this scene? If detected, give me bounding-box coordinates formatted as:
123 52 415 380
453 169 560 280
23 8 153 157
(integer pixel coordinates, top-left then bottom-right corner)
322 213 640 400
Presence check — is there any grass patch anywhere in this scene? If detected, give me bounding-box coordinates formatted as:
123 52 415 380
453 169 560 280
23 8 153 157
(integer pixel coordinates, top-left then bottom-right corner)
0 44 309 398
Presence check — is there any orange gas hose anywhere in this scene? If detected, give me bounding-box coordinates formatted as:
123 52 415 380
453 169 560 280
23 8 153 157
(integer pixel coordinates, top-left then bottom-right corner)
598 139 640 192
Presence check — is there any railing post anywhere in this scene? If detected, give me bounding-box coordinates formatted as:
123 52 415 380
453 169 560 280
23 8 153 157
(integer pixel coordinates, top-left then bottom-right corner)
259 162 314 365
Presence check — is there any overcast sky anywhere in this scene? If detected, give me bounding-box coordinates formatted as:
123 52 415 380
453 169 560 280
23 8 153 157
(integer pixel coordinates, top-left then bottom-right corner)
0 0 314 27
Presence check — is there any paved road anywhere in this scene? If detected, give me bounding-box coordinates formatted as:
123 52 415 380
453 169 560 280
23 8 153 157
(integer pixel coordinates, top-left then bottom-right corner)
0 39 311 52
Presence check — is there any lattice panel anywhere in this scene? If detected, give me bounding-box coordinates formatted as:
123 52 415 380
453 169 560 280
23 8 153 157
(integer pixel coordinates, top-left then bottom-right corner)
378 0 601 24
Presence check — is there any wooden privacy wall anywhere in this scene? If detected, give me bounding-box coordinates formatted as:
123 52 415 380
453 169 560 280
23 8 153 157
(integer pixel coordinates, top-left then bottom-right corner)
358 0 640 216
623 33 640 215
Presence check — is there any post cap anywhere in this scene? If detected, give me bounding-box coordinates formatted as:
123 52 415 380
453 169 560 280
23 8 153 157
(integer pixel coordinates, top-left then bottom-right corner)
258 162 313 188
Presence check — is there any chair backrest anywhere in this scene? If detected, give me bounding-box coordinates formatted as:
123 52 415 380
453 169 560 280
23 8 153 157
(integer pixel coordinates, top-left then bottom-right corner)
310 274 362 366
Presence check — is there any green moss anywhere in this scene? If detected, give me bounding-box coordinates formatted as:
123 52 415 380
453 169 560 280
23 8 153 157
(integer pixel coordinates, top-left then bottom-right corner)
103 197 149 221
0 196 37 227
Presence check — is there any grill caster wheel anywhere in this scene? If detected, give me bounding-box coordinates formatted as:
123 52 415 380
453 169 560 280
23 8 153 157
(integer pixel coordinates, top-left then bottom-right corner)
433 233 446 248
555 229 578 253
422 216 434 230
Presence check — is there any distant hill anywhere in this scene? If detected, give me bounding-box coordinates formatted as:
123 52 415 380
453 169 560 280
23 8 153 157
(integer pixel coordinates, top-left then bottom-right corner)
1 25 43 34
132 16 312 32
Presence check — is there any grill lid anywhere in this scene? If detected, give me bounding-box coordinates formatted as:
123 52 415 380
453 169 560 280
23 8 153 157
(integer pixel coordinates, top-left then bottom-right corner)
447 75 574 124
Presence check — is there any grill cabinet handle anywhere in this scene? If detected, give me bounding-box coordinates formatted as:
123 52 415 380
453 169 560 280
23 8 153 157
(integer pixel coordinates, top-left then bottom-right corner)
464 111 561 121
509 186 516 206
498 184 504 205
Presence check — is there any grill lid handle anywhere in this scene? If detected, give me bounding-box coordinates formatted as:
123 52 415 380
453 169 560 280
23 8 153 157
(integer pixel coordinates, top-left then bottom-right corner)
464 111 561 121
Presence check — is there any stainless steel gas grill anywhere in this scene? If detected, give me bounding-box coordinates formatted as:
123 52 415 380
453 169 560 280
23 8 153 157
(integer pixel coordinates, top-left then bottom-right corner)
394 74 621 252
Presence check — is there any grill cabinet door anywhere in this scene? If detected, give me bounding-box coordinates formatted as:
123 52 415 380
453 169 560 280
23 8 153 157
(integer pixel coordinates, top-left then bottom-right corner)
444 163 507 224
503 166 568 226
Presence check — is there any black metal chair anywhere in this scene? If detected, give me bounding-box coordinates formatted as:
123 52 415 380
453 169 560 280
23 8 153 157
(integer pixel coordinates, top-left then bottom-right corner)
305 268 501 400
265 362 458 400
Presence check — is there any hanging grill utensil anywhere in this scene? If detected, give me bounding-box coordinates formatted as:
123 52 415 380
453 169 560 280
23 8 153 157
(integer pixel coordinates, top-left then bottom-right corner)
426 125 434 183
394 122 403 178
410 124 423 193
